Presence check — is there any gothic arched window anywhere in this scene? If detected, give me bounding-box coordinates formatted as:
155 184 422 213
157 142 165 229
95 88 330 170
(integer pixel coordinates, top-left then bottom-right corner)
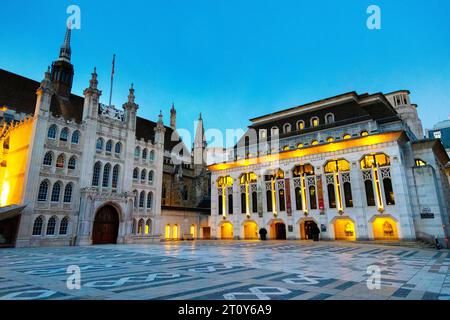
68 156 76 170
71 130 80 144
46 216 57 235
63 183 73 203
133 168 139 180
147 192 153 209
149 150 155 162
112 165 120 189
139 191 145 208
96 138 104 151
37 181 49 202
141 169 147 181
148 170 154 183
115 142 121 154
60 128 69 141
47 125 57 139
32 216 44 235
102 163 111 187
56 154 65 168
59 217 69 235
134 146 140 158
51 182 62 202
43 152 53 166
142 148 148 160
92 162 101 186
106 140 113 153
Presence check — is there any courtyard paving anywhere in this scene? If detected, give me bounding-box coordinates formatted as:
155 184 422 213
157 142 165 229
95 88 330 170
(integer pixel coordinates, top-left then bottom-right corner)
0 241 449 300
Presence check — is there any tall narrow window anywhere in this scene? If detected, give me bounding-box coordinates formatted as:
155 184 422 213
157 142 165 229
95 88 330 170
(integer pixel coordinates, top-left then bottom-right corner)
148 170 154 183
43 152 53 166
295 187 302 211
133 168 139 180
60 128 69 141
228 194 233 214
112 165 120 189
343 182 353 207
364 180 376 206
106 140 113 153
51 182 61 202
59 217 69 235
142 148 148 160
102 163 111 187
311 117 319 127
96 138 104 151
139 191 145 208
383 179 395 205
309 186 317 209
47 125 57 139
278 189 286 212
149 150 155 162
63 183 73 203
68 156 76 170
92 162 101 186
32 216 44 235
266 190 273 212
327 184 336 208
115 142 121 154
241 193 246 214
141 169 147 181
38 181 49 202
218 195 223 215
56 154 65 168
134 146 140 158
71 130 80 144
147 192 153 209
252 192 258 213
46 216 57 235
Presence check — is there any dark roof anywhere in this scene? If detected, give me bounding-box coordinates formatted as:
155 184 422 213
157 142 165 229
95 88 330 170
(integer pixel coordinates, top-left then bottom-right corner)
0 69 180 151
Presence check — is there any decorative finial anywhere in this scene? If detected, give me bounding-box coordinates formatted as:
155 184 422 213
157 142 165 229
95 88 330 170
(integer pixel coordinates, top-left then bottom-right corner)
199 112 203 120
128 83 135 104
89 67 98 89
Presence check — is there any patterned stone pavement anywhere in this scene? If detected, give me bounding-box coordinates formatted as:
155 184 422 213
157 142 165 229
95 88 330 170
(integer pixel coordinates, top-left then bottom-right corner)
0 241 449 300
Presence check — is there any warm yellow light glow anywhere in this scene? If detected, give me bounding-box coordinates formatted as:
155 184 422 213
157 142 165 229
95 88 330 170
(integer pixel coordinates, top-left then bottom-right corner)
243 221 258 239
372 217 398 240
297 143 304 149
1 181 10 207
311 140 319 146
300 175 308 214
145 224 150 234
334 219 356 241
283 146 290 151
327 137 334 143
312 119 319 127
221 222 233 239
173 225 179 239
361 130 369 136
165 224 171 239
190 224 196 238
208 132 403 171
298 122 305 130
271 179 277 215
343 134 351 140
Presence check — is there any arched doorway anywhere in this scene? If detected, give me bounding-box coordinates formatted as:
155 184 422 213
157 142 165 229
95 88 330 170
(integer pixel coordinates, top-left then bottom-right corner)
173 224 179 239
372 217 399 240
300 220 318 240
221 222 233 239
92 205 119 245
270 221 287 240
165 224 171 239
334 218 356 241
243 221 258 240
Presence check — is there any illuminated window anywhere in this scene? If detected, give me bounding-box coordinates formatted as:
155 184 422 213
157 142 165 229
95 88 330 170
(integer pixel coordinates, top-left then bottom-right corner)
59 217 69 235
102 163 111 187
259 129 267 139
361 130 369 137
324 159 352 209
132 219 137 234
415 159 427 167
146 219 151 234
63 183 73 203
37 181 49 201
112 165 120 188
147 192 153 209
138 219 144 234
297 143 304 149
142 148 148 160
96 138 104 151
297 120 305 130
47 125 57 139
71 130 80 144
325 113 334 124
311 140 319 145
134 146 140 158
311 117 319 127
115 142 121 154
46 216 57 235
106 140 113 153
433 131 441 139
56 154 65 168
283 145 290 151
68 156 76 170
326 137 334 143
51 182 61 202
60 128 69 141
133 168 139 180
43 152 53 166
92 162 101 186
190 224 196 237
32 216 44 235
343 134 351 140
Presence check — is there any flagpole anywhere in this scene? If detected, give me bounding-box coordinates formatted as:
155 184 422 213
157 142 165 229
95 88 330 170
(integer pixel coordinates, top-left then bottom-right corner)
109 54 116 107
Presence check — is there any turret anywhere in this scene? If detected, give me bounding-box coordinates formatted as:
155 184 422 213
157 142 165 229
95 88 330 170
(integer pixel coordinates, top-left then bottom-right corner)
82 67 102 121
34 67 54 117
386 90 424 139
193 113 206 170
123 84 139 131
154 110 166 146
170 103 176 129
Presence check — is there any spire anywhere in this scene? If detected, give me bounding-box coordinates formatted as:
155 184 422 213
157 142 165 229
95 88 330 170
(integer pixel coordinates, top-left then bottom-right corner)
58 26 72 62
128 83 135 104
170 102 176 129
89 67 98 89
194 113 206 148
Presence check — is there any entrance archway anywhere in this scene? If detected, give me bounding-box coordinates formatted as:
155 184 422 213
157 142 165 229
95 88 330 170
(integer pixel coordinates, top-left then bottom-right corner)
92 205 119 245
300 220 318 240
243 221 258 240
270 221 287 240
372 217 398 240
173 224 179 239
220 222 233 239
334 218 356 241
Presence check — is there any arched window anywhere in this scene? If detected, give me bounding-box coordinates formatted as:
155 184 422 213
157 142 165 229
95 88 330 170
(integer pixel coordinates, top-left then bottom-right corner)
228 194 233 214
63 183 73 203
132 219 137 234
133 190 138 208
37 181 49 202
51 182 62 202
134 146 140 158
112 165 120 189
60 128 69 141
133 168 139 180
47 125 57 139
343 134 351 140
295 187 302 211
309 186 317 209
138 219 144 234
102 163 111 187
71 130 80 144
56 154 65 168
43 152 53 166
364 180 376 206
310 117 319 127
148 170 154 183
92 162 101 186
252 191 258 213
147 192 153 209
326 137 334 143
297 143 304 149
241 192 246 214
139 191 145 208
283 123 291 133
96 138 104 151
142 148 148 160
115 142 121 154
59 217 69 235
145 219 151 234
46 216 57 235
106 140 113 153
327 184 336 208
32 216 44 235
141 169 147 181
311 140 319 146
266 190 273 212
296 120 305 130
271 126 279 136
325 113 334 124
68 156 76 170
278 189 286 212
361 130 369 137
149 150 155 162
283 145 290 151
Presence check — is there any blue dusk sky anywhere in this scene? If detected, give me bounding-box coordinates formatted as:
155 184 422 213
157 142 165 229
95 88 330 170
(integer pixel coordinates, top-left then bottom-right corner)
1 0 449 147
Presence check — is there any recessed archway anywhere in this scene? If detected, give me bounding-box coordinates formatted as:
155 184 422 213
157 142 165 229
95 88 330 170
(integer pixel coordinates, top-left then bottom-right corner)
269 220 287 240
243 221 259 240
299 219 318 240
92 205 119 245
372 217 399 240
220 222 234 240
334 218 356 241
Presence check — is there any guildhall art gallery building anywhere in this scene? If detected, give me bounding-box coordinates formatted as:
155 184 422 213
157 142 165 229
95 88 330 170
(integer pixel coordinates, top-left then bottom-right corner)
1 27 450 247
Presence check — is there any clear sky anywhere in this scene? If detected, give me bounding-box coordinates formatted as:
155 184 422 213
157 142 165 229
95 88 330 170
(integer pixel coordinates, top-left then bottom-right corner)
1 0 449 147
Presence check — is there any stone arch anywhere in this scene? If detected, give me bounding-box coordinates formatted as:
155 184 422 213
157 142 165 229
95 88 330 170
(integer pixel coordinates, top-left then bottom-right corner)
331 216 357 241
296 217 319 240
